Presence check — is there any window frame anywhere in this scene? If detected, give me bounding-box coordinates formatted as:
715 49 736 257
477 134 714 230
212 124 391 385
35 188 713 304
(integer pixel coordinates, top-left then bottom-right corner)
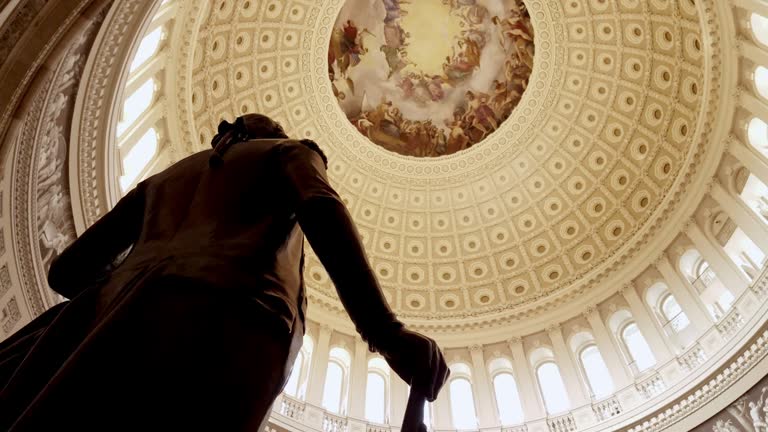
490 369 525 425
618 321 657 374
364 362 390 424
534 360 571 415
576 343 615 400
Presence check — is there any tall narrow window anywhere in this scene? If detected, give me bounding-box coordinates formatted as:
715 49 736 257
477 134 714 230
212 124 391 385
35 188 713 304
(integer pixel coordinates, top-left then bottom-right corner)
322 362 344 413
756 66 768 100
536 362 570 414
117 79 155 136
492 373 524 425
580 346 614 399
749 118 768 157
130 27 163 72
661 295 690 332
449 378 478 429
120 128 158 191
284 351 304 397
365 373 386 423
752 13 768 47
622 323 656 372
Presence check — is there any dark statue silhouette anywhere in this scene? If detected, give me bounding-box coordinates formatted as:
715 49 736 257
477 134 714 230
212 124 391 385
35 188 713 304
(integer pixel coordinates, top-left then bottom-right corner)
0 114 448 431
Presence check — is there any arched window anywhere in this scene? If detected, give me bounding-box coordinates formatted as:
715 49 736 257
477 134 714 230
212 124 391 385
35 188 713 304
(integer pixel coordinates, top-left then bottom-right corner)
660 294 690 332
365 373 386 423
322 362 344 413
284 351 304 397
756 66 768 100
536 362 570 414
579 345 614 399
117 79 155 136
449 378 478 429
322 347 351 414
748 118 768 156
622 323 656 372
752 13 768 47
492 373 524 425
739 173 768 222
285 334 314 400
130 27 164 72
365 357 389 424
120 127 158 191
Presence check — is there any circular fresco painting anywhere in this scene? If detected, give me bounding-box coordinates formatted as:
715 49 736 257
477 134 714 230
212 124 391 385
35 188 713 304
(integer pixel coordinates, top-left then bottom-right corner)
329 0 534 157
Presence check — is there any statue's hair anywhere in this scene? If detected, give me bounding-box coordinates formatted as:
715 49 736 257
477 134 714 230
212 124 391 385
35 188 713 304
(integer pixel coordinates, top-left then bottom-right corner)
209 114 288 167
208 113 328 169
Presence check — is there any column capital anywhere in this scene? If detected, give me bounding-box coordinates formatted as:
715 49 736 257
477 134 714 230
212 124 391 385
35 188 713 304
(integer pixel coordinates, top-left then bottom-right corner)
507 336 523 346
545 323 562 336
618 282 634 297
682 217 697 234
653 252 670 267
320 323 333 333
582 304 598 319
469 344 483 353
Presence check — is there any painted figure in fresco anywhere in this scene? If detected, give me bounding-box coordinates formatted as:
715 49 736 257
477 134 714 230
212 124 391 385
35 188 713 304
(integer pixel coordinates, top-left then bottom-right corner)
329 0 535 157
381 45 413 78
427 75 446 101
492 7 535 68
329 20 369 80
383 22 409 49
382 0 409 23
465 90 498 139
442 0 476 9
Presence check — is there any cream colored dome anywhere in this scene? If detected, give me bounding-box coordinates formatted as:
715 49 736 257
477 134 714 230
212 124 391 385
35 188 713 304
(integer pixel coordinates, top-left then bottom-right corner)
6 0 764 430
161 0 716 339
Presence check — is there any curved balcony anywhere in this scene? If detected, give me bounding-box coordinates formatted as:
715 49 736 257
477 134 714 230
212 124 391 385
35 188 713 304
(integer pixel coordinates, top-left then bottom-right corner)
265 265 768 432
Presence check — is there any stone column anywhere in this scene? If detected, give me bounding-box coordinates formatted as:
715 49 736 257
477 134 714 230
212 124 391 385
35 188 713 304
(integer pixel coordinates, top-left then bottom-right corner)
469 345 500 427
583 307 632 389
306 324 332 406
508 338 546 421
547 325 589 408
711 181 768 254
433 382 454 429
348 337 369 419
686 220 750 293
729 138 768 187
620 284 673 364
390 373 409 426
655 253 714 331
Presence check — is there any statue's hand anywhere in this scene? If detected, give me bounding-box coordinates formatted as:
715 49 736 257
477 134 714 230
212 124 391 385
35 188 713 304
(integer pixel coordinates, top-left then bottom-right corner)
377 328 449 402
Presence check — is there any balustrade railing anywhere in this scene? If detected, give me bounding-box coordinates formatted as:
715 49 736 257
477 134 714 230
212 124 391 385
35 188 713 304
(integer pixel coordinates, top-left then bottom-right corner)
636 373 666 399
501 425 528 432
752 266 768 298
280 395 306 421
323 412 348 432
592 396 622 421
717 307 745 337
547 413 577 432
266 269 768 432
677 344 707 372
662 310 691 334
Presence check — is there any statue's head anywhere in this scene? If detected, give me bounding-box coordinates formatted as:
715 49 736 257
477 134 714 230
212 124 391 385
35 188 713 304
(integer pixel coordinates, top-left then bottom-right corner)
209 113 288 167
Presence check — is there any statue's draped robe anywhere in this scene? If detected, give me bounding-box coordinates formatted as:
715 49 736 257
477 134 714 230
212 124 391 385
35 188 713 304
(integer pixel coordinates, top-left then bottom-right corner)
0 139 347 430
